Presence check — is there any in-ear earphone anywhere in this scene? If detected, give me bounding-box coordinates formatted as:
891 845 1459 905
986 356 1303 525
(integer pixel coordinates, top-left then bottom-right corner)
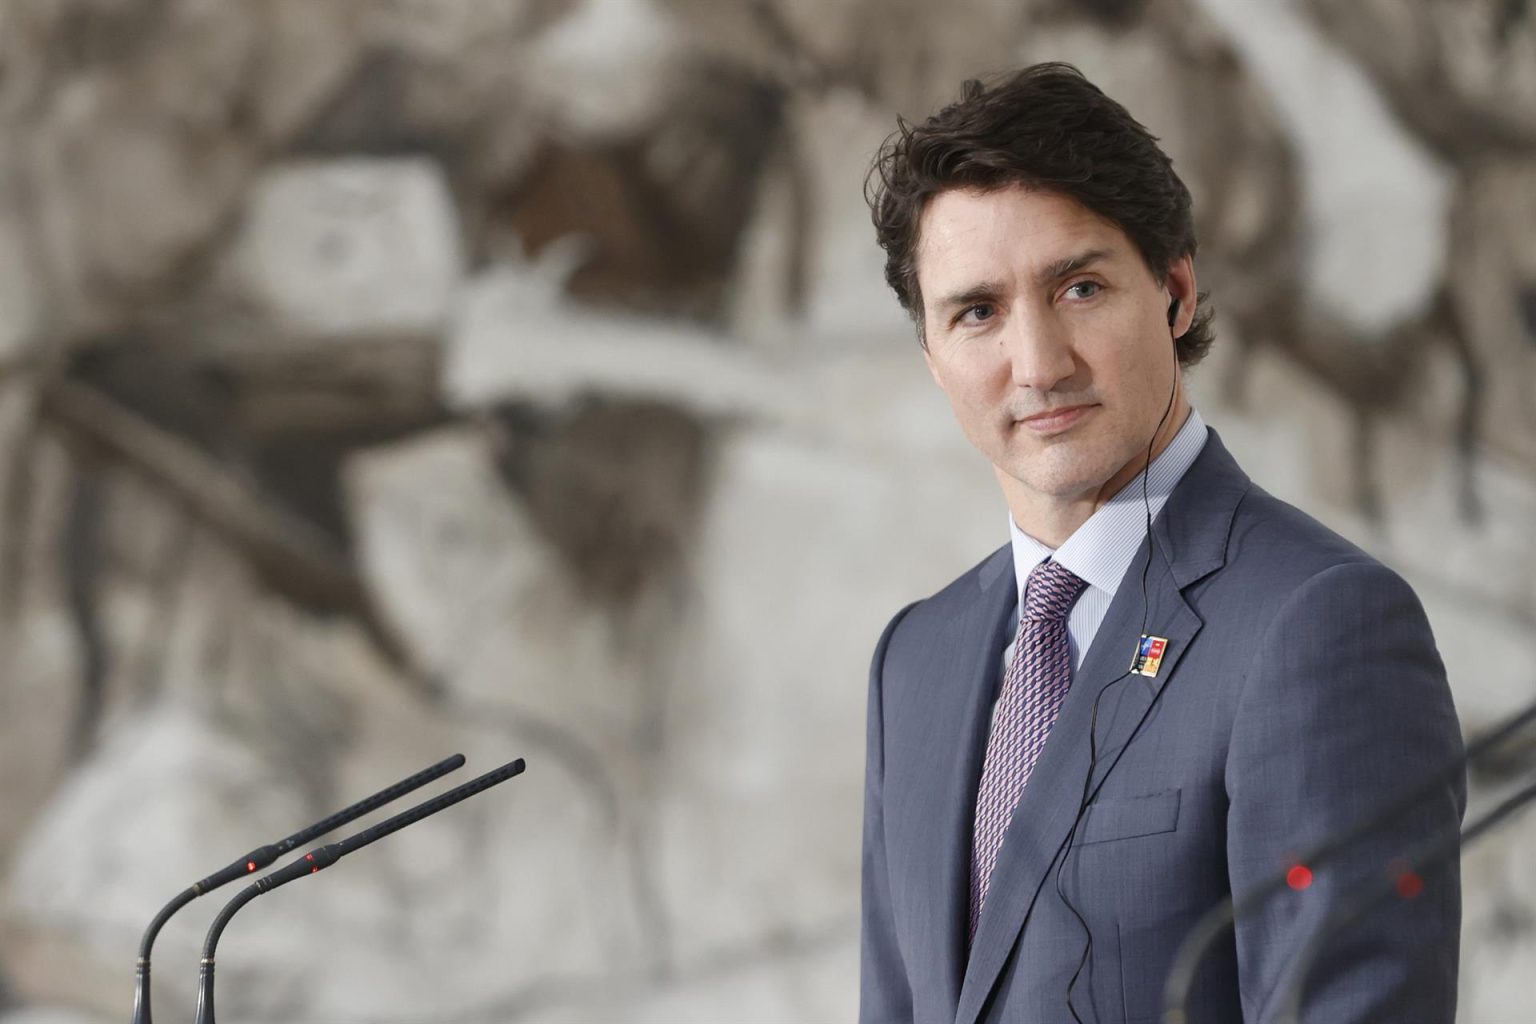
1167 296 1181 330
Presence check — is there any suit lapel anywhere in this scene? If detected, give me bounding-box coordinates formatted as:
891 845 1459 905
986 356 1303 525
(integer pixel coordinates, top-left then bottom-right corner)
1078 560 1202 798
906 545 1017 1009
952 429 1250 1024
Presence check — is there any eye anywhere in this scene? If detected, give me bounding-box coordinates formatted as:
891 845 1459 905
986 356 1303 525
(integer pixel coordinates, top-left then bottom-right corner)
1064 280 1101 301
957 303 997 325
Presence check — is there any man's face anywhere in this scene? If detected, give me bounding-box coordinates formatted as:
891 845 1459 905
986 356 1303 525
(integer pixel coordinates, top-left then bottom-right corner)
914 185 1192 517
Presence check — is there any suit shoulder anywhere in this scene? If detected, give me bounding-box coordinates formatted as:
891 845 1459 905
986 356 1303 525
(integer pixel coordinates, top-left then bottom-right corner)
893 541 1008 619
1215 484 1414 604
870 543 1009 654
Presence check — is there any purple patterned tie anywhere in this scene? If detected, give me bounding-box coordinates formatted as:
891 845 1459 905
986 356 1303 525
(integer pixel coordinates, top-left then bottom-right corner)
969 558 1087 942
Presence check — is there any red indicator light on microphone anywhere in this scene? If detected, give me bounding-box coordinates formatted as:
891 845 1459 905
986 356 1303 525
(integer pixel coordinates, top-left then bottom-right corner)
246 861 257 872
1396 870 1424 900
1286 864 1313 891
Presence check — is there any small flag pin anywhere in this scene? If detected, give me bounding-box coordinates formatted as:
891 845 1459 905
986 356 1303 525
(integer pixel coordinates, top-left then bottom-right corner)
1131 635 1169 677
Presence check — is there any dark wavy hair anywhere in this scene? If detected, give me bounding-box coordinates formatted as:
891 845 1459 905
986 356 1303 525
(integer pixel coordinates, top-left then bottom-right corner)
866 62 1215 364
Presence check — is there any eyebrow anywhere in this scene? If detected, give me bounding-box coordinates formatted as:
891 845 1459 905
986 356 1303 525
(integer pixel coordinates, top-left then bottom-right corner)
933 282 1006 320
1035 248 1112 285
931 249 1114 320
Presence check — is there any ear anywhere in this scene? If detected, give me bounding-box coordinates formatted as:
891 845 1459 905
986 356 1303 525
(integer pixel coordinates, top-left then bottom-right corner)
1166 254 1197 338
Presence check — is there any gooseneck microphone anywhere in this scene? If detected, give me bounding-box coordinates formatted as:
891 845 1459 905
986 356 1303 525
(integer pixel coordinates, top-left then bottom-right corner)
1162 697 1536 1023
1270 768 1536 1024
132 753 466 1024
193 756 527 1024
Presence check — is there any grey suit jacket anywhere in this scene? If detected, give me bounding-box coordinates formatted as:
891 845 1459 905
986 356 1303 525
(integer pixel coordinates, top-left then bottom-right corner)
860 429 1464 1024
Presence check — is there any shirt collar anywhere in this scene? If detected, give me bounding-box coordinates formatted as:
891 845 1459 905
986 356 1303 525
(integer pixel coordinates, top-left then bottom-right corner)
1009 406 1209 606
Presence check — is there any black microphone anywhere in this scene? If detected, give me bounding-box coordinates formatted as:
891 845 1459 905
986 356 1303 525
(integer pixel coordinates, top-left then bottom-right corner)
1271 769 1536 1023
132 753 466 1024
1162 698 1536 1023
192 757 528 1024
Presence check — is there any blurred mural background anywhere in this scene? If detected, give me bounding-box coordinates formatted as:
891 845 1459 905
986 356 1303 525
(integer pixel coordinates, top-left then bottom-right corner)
0 0 1533 1020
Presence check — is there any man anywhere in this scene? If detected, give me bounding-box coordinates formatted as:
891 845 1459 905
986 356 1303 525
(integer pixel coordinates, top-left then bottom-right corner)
859 64 1464 1023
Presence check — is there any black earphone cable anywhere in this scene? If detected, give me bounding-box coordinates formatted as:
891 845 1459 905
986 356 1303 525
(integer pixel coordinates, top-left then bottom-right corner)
1059 297 1182 1021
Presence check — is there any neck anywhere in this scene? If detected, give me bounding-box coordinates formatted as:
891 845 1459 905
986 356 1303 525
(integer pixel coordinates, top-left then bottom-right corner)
1004 397 1191 549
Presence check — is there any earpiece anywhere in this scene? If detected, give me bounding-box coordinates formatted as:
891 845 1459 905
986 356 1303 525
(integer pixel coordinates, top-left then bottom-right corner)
1167 297 1181 331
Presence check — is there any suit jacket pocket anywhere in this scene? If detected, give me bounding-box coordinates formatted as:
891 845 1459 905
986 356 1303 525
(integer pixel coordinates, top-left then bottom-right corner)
1078 790 1181 845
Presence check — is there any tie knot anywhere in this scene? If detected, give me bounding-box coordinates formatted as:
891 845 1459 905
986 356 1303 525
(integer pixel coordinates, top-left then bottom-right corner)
1022 559 1087 622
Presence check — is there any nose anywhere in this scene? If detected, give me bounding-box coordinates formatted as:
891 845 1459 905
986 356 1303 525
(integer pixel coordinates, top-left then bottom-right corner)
1001 310 1076 393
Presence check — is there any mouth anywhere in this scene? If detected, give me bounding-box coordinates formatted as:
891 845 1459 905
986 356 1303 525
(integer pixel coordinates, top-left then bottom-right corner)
1016 404 1096 435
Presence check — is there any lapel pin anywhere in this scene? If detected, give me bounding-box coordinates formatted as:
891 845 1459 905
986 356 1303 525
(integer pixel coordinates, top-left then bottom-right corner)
1131 635 1169 677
